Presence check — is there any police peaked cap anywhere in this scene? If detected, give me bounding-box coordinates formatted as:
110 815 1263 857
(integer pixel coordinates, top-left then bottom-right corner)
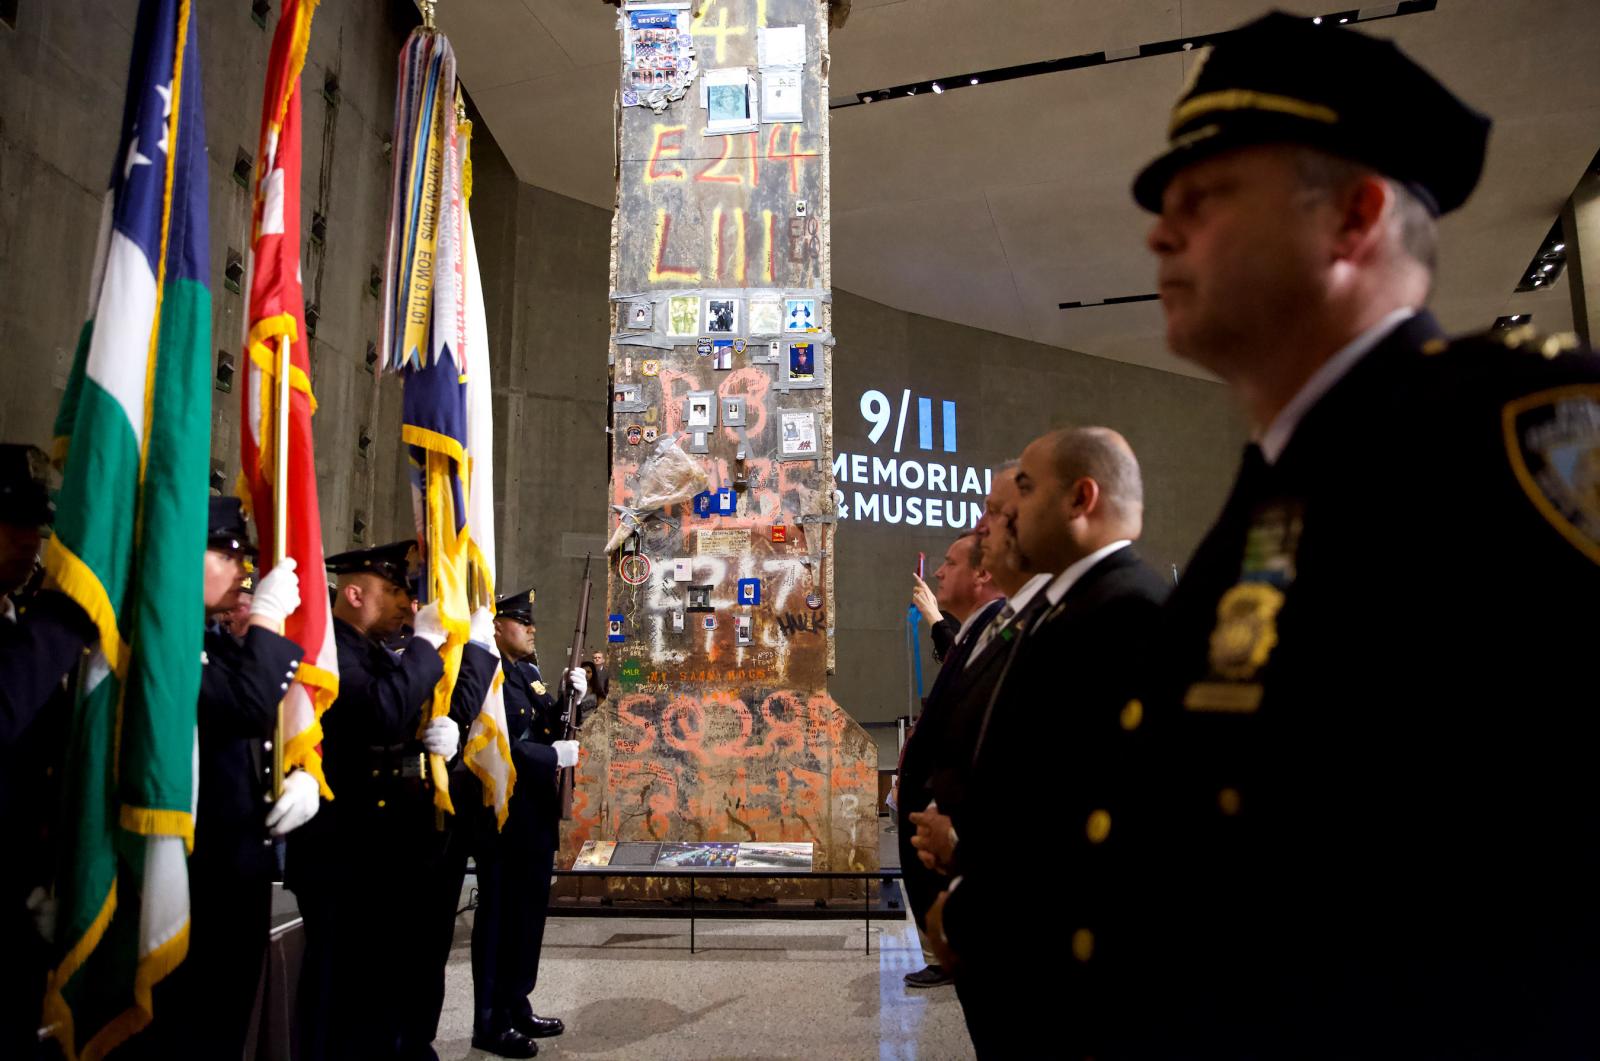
208 496 253 555
0 444 54 527
495 587 535 625
325 540 416 593
1133 11 1491 216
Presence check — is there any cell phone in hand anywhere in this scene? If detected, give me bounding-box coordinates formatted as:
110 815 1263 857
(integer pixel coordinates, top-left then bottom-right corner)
915 551 925 579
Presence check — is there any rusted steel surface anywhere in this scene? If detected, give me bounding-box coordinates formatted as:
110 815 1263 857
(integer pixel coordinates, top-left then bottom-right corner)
564 0 875 893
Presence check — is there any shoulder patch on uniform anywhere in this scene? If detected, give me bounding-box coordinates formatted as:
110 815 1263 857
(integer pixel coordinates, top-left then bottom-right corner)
1486 325 1583 360
1503 384 1600 565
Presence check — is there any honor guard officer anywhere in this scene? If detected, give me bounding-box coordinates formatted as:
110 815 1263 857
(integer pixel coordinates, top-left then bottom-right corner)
0 444 95 1058
128 497 319 1057
462 588 582 1059
287 541 496 1061
0 444 94 739
1070 13 1600 1056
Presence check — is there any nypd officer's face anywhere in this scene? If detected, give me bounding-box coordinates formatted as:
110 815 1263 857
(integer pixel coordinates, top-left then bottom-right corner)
495 617 536 659
1147 145 1328 375
0 520 42 596
203 548 246 614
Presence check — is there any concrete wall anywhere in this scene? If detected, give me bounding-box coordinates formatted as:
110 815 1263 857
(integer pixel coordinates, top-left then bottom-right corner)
829 290 1246 762
0 0 1242 766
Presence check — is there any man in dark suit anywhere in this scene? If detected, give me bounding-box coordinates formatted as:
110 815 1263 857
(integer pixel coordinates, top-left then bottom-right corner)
288 541 496 1061
923 428 1168 1058
897 531 1001 988
1083 13 1600 1056
460 589 582 1058
128 497 319 1058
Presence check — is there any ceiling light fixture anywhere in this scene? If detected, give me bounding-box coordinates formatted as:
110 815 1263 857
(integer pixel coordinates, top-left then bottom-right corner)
838 2 1439 110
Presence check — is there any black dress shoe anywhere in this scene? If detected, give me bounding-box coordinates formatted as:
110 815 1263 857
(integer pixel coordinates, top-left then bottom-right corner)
510 1013 565 1039
470 1028 538 1058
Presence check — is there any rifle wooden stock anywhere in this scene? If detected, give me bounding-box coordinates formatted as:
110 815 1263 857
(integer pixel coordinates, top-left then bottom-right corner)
558 554 593 821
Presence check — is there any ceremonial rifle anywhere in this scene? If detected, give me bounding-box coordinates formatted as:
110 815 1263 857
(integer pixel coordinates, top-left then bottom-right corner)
558 554 593 820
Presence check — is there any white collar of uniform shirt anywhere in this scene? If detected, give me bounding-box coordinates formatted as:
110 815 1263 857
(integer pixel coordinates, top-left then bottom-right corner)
1044 540 1133 607
1259 307 1416 465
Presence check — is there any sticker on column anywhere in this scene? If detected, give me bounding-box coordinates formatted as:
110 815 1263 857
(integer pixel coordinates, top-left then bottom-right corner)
624 300 654 329
712 339 735 370
668 295 699 337
671 609 685 633
673 557 693 582
748 299 783 337
626 425 643 445
618 553 652 586
642 426 659 444
737 578 761 606
770 524 787 543
705 297 740 336
784 297 817 332
607 614 626 642
778 410 818 459
735 615 754 645
642 359 660 377
687 585 714 612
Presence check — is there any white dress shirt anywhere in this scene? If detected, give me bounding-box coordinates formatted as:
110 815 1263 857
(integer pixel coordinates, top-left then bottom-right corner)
1044 540 1133 607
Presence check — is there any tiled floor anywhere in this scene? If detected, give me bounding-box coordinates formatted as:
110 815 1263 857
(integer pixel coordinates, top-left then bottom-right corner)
429 823 975 1060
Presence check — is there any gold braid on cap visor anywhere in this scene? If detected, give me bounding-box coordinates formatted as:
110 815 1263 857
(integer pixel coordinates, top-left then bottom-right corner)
1169 89 1339 137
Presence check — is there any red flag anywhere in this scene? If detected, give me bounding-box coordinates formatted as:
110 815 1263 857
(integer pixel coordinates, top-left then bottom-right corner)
240 0 337 795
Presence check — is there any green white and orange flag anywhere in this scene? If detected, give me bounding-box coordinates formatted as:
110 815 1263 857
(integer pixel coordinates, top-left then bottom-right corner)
239 0 337 796
41 0 211 1056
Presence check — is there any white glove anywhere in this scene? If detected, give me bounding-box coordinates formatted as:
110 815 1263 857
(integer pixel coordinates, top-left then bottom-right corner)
469 606 495 648
265 768 320 837
552 739 580 769
564 666 588 701
250 557 301 626
422 715 459 759
25 886 55 945
412 602 446 650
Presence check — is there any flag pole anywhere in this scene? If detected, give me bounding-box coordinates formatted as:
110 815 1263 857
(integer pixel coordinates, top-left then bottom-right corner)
271 333 291 801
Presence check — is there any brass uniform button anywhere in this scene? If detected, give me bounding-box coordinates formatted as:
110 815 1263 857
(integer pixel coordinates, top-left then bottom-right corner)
1218 788 1242 816
377 799 386 808
1119 699 1143 731
1086 809 1112 844
1072 928 1095 962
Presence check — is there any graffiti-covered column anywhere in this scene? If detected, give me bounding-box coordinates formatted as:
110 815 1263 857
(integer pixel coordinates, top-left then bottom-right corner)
563 0 875 891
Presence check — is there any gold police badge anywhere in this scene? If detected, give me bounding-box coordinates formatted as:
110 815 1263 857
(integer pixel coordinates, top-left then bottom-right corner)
531 680 547 696
1184 581 1284 714
1504 385 1600 566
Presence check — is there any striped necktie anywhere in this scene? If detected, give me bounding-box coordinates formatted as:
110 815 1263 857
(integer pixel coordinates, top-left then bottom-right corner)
965 601 1016 667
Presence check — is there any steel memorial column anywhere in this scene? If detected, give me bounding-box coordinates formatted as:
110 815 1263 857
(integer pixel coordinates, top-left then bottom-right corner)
565 0 875 894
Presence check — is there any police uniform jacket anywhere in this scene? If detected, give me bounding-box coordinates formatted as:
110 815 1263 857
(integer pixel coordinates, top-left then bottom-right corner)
498 655 563 834
0 590 92 750
1087 314 1600 1055
192 624 304 881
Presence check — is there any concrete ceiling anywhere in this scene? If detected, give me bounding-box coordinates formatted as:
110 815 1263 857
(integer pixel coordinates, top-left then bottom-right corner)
441 0 1600 380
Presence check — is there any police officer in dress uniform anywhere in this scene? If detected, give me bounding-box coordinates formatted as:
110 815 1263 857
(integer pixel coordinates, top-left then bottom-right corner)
0 444 95 1059
286 541 496 1061
461 588 582 1058
1065 13 1600 1056
127 497 321 1058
